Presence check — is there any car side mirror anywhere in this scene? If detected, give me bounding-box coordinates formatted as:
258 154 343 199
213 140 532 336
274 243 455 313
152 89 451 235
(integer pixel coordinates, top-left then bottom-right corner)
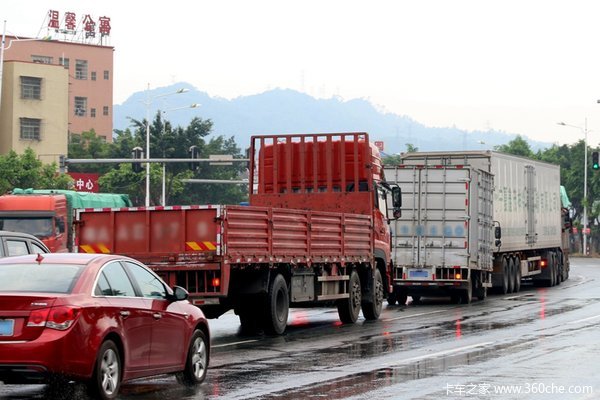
172 286 189 301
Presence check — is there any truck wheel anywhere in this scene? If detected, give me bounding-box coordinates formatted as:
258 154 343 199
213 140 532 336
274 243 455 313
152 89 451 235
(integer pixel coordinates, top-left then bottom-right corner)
338 271 361 323
396 288 408 306
387 289 397 306
459 277 473 304
554 253 562 285
264 274 289 335
507 258 515 294
500 257 510 294
362 269 383 320
513 257 521 293
542 252 555 287
474 271 487 301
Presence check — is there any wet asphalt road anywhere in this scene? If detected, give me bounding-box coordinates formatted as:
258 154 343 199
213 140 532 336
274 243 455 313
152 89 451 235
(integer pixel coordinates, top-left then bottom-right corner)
2 257 600 399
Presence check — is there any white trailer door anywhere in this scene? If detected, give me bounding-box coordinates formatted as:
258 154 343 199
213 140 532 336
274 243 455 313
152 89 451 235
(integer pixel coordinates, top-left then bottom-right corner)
389 166 471 268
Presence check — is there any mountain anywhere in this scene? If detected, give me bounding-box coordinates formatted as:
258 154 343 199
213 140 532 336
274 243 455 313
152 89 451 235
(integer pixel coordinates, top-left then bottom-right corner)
113 83 551 154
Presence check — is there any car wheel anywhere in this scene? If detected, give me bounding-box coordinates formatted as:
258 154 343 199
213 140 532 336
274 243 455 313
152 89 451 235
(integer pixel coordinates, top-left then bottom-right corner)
176 329 209 386
88 340 121 400
337 271 361 323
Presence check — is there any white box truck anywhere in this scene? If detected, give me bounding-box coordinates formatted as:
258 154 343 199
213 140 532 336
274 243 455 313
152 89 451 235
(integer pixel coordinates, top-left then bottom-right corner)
385 151 570 304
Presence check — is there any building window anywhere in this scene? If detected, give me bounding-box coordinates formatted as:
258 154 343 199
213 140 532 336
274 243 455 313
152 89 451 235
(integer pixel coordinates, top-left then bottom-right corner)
20 76 42 99
104 70 110 80
74 97 87 116
59 57 70 68
75 60 88 80
31 55 53 64
91 108 96 118
91 71 97 81
103 106 109 116
20 118 41 140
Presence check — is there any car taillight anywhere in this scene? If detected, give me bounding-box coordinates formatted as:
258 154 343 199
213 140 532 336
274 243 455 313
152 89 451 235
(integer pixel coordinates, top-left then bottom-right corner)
27 308 50 327
27 306 80 331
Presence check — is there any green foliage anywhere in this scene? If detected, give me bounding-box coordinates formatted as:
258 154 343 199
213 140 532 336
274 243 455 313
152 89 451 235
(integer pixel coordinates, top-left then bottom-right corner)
382 154 402 166
0 148 72 193
494 135 534 158
70 113 246 206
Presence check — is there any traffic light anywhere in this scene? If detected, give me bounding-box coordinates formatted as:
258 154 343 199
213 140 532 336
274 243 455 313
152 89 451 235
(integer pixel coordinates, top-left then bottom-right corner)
189 145 200 171
593 151 599 170
132 147 143 173
58 155 67 173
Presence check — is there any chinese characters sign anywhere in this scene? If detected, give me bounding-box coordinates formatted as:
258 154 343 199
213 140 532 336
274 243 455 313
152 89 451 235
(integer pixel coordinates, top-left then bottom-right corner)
68 172 100 193
47 9 111 38
374 141 385 152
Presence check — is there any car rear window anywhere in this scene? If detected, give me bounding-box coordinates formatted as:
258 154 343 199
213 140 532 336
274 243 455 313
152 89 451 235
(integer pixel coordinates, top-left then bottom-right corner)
0 263 84 293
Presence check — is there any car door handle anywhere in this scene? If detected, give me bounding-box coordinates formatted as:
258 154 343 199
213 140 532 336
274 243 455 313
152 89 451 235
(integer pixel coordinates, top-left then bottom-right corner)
153 313 162 320
119 310 131 318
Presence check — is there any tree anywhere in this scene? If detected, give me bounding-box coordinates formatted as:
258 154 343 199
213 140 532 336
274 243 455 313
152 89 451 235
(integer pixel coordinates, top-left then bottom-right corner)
67 130 114 173
494 135 534 158
0 148 72 193
90 112 246 206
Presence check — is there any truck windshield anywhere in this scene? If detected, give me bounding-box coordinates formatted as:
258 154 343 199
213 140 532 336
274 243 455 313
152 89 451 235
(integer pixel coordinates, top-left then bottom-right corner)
0 218 54 238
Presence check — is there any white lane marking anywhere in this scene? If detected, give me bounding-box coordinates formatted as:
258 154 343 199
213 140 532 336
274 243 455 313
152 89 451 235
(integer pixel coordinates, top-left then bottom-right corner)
383 309 447 322
382 341 495 367
212 339 259 348
568 315 600 325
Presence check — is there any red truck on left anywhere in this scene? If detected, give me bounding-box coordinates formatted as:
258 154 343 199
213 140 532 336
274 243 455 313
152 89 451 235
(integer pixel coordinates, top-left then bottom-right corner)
0 189 132 252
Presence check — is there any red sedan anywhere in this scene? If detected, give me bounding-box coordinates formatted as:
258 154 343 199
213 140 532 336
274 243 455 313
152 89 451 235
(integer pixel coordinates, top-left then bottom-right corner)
0 253 209 399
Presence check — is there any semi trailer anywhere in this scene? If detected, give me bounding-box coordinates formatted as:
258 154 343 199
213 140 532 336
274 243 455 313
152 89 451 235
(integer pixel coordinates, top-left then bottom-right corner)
385 151 569 305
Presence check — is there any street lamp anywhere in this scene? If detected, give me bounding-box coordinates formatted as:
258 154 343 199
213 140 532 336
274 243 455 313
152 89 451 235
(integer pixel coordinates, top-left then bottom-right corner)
160 103 201 206
557 119 589 255
142 84 189 206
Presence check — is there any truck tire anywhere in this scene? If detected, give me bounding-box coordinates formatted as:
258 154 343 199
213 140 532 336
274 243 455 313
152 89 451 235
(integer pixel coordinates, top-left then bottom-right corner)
474 271 487 301
362 269 383 320
459 277 473 304
237 298 263 335
500 257 510 294
337 271 361 323
507 258 515 294
554 252 562 286
513 257 521 293
541 252 556 287
264 274 289 335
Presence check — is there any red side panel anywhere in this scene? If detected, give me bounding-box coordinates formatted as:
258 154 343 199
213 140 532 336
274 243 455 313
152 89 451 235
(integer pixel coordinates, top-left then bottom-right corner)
76 207 220 259
223 205 372 264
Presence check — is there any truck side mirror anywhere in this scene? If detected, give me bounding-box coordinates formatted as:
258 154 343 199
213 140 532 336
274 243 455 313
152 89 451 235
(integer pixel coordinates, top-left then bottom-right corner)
391 186 402 219
494 225 502 247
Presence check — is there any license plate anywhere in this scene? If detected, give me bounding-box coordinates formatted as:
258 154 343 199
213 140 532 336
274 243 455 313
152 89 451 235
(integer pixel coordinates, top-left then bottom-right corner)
409 269 429 278
0 319 14 336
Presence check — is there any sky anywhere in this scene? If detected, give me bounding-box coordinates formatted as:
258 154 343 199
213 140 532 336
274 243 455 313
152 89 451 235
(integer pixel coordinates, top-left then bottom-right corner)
4 0 600 146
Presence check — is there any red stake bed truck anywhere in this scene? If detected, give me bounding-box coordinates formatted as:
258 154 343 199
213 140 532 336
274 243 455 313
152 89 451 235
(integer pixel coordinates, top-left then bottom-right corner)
75 133 402 334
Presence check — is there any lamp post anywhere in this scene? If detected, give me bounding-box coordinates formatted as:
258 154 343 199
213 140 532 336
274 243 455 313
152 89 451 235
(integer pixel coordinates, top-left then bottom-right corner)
558 119 589 255
142 85 189 206
160 103 201 206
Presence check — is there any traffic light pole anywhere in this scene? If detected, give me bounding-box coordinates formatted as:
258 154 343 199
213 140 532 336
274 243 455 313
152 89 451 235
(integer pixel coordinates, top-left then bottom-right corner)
584 119 588 256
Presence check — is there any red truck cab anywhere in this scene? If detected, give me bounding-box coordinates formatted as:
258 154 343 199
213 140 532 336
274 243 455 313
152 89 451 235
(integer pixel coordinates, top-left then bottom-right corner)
0 195 68 252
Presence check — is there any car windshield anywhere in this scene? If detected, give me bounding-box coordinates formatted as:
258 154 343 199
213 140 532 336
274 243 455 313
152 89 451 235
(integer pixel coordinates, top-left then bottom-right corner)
0 263 84 293
0 217 53 238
